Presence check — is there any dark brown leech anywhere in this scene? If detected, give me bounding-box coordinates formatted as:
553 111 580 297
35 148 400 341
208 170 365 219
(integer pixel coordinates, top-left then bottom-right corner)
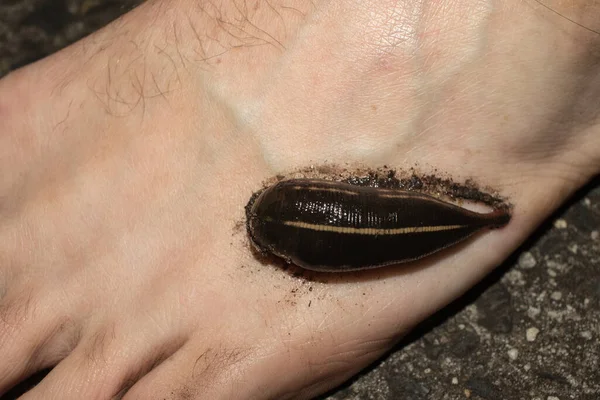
246 179 511 272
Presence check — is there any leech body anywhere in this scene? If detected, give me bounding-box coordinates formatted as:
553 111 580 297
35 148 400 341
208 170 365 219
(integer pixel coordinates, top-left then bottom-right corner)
246 179 511 272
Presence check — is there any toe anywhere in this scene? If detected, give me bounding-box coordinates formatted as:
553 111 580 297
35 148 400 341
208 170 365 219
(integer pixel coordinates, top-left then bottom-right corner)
0 287 79 395
18 318 186 400
121 340 246 400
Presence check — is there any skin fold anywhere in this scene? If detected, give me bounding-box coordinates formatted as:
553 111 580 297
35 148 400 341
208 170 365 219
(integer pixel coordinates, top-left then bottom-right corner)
0 0 599 398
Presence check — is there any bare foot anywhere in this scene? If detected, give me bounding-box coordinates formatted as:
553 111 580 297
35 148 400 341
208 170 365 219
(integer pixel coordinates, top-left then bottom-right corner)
1 0 599 398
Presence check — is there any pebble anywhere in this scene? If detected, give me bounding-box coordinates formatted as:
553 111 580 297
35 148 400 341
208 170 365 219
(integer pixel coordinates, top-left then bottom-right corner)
536 291 547 302
553 219 567 229
526 327 540 342
452 377 458 385
527 307 541 319
580 331 592 340
507 348 519 360
504 269 525 286
592 230 599 240
547 396 560 400
546 309 570 322
551 291 562 301
518 251 537 269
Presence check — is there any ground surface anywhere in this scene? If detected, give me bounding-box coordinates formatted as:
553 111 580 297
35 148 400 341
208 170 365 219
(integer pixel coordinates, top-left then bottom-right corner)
1 1 599 399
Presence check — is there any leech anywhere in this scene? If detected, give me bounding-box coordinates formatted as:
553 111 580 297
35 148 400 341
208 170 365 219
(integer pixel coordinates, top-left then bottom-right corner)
246 178 510 272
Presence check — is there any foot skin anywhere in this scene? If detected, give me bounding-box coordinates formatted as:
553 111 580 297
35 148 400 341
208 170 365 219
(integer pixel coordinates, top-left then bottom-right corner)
1 0 599 398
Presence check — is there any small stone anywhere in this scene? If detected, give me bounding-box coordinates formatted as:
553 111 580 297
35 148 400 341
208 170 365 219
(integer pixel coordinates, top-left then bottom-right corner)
465 377 501 400
476 284 513 333
424 368 431 374
551 291 563 301
528 307 541 319
524 363 531 371
504 269 525 286
546 260 561 269
592 231 599 240
518 251 537 269
548 269 557 277
450 329 480 357
452 377 458 385
547 396 560 400
536 291 547 301
554 219 567 229
507 348 519 360
568 244 578 254
526 327 540 342
580 331 592 340
547 310 563 322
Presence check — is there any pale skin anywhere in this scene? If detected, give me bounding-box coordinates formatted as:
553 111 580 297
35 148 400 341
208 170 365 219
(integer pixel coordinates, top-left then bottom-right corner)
1 0 599 398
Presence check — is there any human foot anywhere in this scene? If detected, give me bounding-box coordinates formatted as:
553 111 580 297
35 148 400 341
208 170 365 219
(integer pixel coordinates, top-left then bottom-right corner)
1 0 599 398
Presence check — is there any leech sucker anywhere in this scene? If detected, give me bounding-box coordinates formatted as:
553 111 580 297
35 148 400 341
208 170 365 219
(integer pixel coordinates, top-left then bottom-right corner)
246 179 511 272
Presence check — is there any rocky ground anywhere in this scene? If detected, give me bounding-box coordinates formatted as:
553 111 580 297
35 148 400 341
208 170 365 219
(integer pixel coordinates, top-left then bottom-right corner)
1 1 599 399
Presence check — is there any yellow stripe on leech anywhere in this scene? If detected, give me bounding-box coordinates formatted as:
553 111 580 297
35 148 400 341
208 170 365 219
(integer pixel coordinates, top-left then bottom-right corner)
282 221 467 235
